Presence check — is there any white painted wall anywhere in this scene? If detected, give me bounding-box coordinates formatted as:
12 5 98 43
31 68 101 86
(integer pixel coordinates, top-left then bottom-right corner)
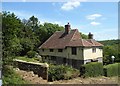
83 47 103 60
39 47 103 60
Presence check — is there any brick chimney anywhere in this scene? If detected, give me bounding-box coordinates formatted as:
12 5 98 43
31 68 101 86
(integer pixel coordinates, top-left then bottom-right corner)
88 32 93 39
65 23 70 34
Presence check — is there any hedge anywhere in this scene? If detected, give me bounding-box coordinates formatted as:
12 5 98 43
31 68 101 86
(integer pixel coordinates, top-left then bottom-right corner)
48 65 80 81
103 63 120 77
80 62 103 77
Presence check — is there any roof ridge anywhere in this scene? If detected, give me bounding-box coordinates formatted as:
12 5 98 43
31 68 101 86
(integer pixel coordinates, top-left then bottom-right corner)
81 39 84 46
83 39 93 46
66 29 78 47
90 39 95 45
87 39 94 45
70 29 78 41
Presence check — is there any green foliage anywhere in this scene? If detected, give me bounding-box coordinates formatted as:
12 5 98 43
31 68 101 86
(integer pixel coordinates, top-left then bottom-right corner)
20 38 35 55
27 51 36 58
99 39 120 64
99 39 119 46
80 32 88 39
48 65 80 81
103 63 120 77
2 11 64 65
3 66 27 84
2 11 23 64
15 56 41 62
80 62 103 77
37 23 64 44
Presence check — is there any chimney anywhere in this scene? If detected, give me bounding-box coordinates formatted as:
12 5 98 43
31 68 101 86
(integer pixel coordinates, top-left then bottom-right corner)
65 22 70 34
88 32 93 39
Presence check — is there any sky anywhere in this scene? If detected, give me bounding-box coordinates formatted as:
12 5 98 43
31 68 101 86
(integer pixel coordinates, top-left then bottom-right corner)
2 1 118 41
0 70 2 86
0 80 1 86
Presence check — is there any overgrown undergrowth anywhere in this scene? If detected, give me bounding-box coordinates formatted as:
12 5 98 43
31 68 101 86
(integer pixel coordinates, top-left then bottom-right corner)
2 65 28 84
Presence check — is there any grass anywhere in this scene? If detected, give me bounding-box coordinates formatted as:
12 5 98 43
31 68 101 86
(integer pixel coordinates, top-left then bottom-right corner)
15 56 42 63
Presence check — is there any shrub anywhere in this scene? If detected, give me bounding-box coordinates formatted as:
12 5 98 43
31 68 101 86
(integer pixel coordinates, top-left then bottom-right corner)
3 66 27 84
48 65 80 81
80 62 103 77
103 63 120 77
27 51 36 58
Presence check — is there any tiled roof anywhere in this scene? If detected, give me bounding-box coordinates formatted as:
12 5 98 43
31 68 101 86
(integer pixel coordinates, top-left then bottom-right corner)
39 29 103 49
86 39 103 46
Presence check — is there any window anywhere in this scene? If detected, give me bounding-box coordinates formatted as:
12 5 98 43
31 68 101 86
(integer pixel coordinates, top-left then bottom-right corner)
51 56 56 61
71 47 77 55
58 49 63 52
50 49 53 52
92 48 96 53
63 58 66 64
42 49 44 52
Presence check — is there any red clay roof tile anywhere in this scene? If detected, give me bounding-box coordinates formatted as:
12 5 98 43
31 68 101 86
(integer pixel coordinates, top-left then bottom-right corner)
39 29 103 49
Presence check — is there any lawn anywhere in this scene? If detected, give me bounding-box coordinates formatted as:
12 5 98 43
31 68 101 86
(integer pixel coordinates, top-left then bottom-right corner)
15 56 42 63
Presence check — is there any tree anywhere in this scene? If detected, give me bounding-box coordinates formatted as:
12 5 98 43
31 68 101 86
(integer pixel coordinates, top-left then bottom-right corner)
35 23 64 44
80 32 88 39
99 39 120 64
2 11 23 64
27 16 39 31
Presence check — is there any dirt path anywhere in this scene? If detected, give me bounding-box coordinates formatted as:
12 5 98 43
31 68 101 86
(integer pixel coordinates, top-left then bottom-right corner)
50 76 118 84
15 68 118 84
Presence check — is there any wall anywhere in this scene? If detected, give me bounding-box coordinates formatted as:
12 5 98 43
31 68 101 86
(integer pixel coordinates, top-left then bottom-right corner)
39 47 84 60
39 49 67 58
66 47 83 60
83 47 103 60
39 47 103 67
13 59 49 80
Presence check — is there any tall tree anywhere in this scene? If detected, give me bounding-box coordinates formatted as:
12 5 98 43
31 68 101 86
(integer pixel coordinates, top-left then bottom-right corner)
2 11 23 64
27 16 39 31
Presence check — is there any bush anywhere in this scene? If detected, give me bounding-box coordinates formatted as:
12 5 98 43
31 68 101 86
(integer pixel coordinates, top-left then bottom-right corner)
80 62 103 77
27 51 36 58
48 65 80 81
103 63 120 77
3 66 27 84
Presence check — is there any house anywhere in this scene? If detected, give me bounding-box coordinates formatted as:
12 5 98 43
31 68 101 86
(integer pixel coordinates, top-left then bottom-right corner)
39 23 103 69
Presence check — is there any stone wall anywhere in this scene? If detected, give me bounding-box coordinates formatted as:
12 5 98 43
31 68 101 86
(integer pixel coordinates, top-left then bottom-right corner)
13 59 49 80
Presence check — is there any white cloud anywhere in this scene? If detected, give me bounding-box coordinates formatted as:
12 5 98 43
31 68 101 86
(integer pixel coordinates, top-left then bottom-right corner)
86 14 102 20
90 21 101 26
61 0 80 11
